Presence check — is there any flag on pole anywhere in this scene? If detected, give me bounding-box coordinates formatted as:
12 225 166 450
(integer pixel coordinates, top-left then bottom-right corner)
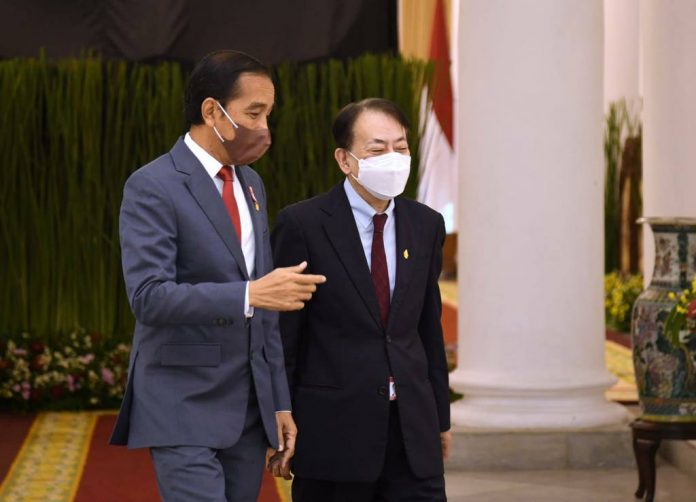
416 0 458 233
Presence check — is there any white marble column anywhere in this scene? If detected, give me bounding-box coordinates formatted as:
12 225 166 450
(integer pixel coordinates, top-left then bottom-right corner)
641 0 696 283
450 0 627 429
604 0 640 109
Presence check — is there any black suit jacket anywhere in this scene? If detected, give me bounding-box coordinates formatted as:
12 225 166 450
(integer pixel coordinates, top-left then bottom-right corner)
271 182 450 482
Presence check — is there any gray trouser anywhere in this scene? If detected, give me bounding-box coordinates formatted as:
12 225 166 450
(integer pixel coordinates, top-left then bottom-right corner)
150 393 267 502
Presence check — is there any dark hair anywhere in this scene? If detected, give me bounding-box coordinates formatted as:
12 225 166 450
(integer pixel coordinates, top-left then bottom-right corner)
332 98 410 150
184 50 272 126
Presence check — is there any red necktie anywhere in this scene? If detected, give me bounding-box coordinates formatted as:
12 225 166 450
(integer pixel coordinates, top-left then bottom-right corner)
371 213 390 327
217 166 242 241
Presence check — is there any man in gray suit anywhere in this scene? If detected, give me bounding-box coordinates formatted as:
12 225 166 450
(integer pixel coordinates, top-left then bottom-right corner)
110 50 325 502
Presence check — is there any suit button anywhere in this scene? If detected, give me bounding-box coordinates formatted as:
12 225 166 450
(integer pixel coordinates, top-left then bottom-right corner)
378 386 388 396
386 336 392 343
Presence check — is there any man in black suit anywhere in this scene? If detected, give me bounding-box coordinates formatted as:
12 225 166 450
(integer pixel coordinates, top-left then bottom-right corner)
271 98 450 501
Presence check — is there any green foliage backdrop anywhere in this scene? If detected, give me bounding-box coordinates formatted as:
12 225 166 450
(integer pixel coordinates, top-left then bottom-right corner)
0 54 432 344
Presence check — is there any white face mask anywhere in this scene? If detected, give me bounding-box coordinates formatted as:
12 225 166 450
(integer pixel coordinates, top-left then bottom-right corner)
348 151 411 200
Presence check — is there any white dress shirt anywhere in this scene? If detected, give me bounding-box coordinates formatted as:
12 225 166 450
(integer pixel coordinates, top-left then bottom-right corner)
184 133 254 316
343 178 396 297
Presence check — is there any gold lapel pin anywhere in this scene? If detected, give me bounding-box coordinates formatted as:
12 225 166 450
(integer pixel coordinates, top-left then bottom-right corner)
248 186 260 212
403 249 409 259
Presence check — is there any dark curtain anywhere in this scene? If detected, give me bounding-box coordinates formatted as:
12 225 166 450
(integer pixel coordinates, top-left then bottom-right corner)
0 0 397 64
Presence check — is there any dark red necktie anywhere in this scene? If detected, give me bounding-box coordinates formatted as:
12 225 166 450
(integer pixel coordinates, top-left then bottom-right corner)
217 166 242 240
371 213 390 327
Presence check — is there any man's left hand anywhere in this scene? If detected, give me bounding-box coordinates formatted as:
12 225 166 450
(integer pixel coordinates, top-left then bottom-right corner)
440 430 452 461
267 412 297 479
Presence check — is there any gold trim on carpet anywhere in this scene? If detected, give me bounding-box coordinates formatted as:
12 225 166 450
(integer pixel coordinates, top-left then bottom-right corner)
604 340 638 402
439 280 458 309
640 414 696 423
0 412 97 502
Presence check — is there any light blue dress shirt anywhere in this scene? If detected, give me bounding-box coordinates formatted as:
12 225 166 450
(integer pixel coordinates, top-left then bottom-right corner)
343 178 396 298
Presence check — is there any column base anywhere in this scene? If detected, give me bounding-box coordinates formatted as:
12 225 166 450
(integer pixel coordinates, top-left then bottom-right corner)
447 422 634 470
450 370 629 429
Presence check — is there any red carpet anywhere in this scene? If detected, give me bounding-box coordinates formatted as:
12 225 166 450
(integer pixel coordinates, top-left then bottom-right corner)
0 414 35 481
73 415 159 502
442 303 457 346
606 329 632 348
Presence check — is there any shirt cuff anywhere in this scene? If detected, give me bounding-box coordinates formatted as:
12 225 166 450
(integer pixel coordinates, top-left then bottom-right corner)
244 282 254 318
276 410 292 413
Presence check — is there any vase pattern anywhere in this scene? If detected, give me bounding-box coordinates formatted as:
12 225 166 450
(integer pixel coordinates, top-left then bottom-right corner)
631 219 696 422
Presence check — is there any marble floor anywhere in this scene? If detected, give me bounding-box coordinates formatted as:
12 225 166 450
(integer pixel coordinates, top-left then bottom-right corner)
444 464 696 501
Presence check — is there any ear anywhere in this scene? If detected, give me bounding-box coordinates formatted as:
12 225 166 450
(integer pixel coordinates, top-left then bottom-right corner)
335 148 353 176
200 98 219 128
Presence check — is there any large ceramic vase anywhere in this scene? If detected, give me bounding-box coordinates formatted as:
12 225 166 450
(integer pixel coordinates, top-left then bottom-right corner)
631 217 696 422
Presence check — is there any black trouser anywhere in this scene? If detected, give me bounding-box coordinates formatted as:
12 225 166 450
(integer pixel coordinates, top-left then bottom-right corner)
292 403 446 502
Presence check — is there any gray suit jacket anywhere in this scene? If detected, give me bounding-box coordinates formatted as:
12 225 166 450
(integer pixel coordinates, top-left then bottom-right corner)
110 137 291 449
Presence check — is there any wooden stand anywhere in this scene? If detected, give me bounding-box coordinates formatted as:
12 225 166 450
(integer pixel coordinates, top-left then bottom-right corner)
631 419 696 501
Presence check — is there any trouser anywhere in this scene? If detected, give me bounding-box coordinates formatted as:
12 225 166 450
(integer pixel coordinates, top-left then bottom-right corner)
150 386 267 502
292 402 446 502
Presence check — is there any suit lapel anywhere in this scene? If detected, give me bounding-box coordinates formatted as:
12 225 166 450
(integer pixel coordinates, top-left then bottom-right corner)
321 184 383 330
235 167 264 279
387 198 416 332
171 138 249 280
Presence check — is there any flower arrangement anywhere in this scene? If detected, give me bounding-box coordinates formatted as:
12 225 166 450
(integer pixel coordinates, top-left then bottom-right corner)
605 272 644 333
0 329 129 411
664 278 696 348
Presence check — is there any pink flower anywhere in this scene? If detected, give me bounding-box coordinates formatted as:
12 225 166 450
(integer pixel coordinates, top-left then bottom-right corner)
101 368 115 386
12 384 20 392
79 354 95 365
13 348 28 357
66 374 76 392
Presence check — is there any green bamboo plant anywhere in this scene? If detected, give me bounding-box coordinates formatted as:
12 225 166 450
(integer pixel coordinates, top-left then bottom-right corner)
604 99 641 274
0 54 432 344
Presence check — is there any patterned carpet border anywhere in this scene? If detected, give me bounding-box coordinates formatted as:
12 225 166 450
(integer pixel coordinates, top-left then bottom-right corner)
0 412 97 501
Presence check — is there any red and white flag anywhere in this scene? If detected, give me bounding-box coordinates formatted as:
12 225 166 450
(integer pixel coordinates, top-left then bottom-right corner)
417 0 458 233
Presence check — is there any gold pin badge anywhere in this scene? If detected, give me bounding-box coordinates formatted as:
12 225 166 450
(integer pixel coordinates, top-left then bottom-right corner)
403 249 409 259
248 186 260 212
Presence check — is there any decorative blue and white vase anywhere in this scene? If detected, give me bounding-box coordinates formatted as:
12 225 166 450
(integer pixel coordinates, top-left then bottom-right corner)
631 217 696 422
